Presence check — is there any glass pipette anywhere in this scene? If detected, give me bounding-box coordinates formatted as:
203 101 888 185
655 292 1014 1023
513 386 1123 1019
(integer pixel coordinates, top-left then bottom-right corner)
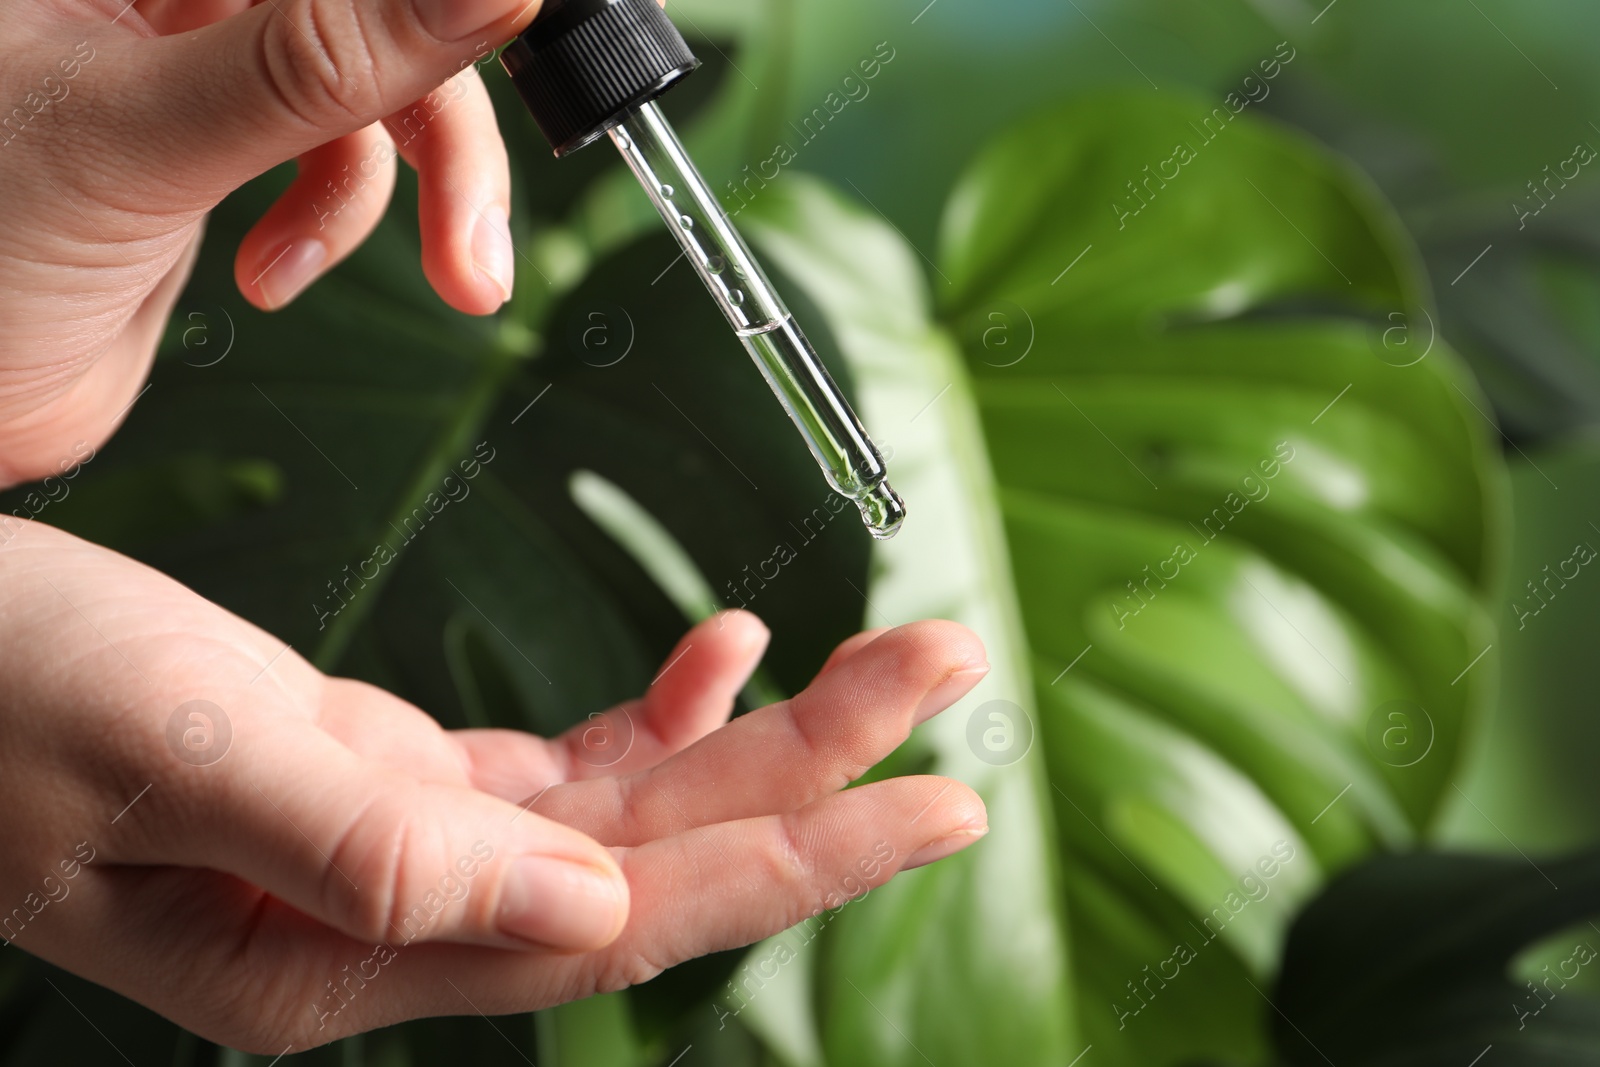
500 0 905 538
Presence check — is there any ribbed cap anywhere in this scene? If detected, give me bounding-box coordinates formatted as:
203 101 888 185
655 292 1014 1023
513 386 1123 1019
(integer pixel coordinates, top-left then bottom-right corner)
500 0 700 156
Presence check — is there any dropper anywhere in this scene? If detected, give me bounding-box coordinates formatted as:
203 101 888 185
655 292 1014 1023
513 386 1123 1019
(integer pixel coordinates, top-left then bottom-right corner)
500 0 906 539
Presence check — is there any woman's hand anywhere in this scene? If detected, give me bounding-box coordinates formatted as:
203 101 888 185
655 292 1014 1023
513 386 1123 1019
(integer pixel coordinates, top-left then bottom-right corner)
0 0 544 487
0 520 990 1053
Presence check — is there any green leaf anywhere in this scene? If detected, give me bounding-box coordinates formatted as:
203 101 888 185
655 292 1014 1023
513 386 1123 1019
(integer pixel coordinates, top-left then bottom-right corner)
729 177 1077 1066
937 92 1505 1066
1271 850 1600 1066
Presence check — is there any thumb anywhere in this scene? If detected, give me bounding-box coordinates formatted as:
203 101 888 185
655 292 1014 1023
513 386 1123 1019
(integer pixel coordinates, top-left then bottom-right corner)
111 0 539 207
142 731 630 952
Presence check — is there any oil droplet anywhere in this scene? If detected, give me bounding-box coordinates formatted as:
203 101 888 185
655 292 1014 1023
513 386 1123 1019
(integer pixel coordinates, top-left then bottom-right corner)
707 254 726 274
659 184 674 197
728 289 745 305
614 128 631 148
856 481 906 540
679 214 694 230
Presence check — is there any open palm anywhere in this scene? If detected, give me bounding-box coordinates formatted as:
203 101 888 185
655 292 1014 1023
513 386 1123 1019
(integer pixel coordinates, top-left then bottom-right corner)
0 520 988 1053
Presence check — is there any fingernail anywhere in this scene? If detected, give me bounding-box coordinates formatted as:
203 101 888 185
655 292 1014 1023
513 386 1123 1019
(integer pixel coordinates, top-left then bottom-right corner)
471 206 514 306
912 664 989 725
255 239 326 310
418 0 517 45
903 825 989 871
497 857 627 949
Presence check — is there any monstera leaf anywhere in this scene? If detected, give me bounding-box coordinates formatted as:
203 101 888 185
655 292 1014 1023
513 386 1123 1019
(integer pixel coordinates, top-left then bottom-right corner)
733 179 1077 1067
934 93 1504 1064
667 89 1507 1067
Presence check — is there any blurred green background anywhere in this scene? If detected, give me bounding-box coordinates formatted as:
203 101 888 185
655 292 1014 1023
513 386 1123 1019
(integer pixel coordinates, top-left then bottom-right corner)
5 0 1600 1064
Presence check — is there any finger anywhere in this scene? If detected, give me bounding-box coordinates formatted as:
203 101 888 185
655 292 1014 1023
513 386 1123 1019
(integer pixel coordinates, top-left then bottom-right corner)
452 610 770 799
369 776 989 1028
28 776 983 1051
600 775 988 965
534 620 989 845
112 718 630 953
812 626 892 681
111 0 533 208
546 609 769 780
385 67 515 314
235 123 398 310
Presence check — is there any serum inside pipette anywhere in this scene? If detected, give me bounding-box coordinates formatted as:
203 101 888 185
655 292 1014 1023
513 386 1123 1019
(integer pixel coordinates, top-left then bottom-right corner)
738 314 905 539
608 103 905 539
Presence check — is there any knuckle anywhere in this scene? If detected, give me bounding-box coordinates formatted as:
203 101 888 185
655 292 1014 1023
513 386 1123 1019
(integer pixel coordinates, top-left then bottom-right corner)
784 697 873 784
882 629 951 703
612 774 649 844
259 0 383 128
324 794 416 943
592 952 668 995
781 698 825 760
761 814 812 892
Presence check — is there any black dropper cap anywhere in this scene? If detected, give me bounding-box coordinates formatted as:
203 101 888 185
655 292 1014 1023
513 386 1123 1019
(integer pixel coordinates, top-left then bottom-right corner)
500 0 700 157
